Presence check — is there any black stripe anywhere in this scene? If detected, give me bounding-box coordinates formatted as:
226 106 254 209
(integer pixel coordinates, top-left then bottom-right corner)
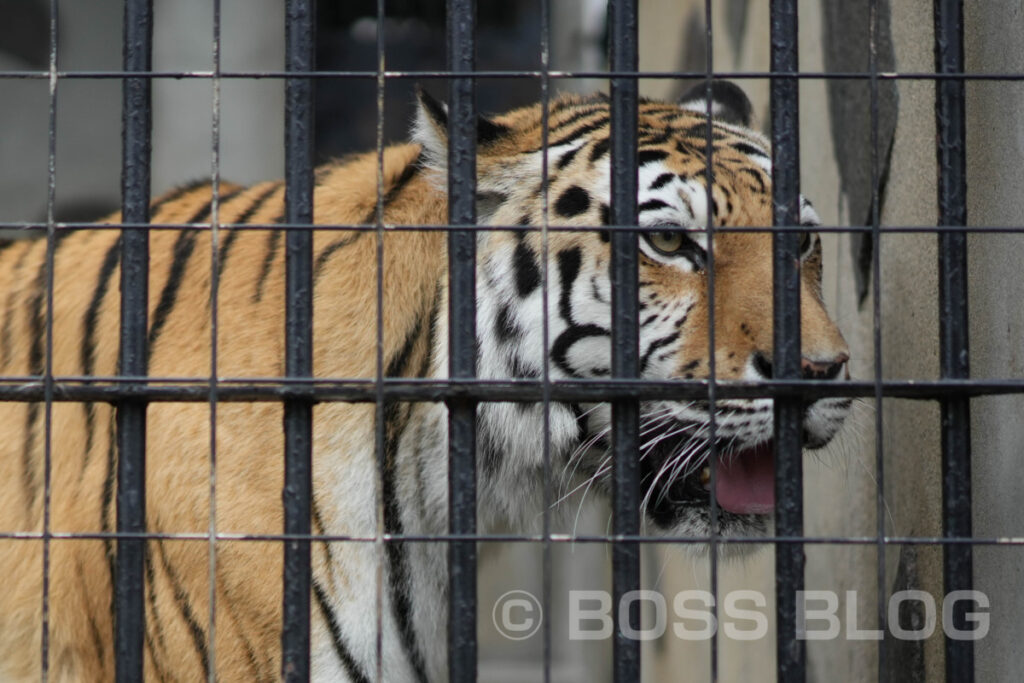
101 413 116 645
143 542 174 683
640 331 679 373
81 238 121 473
555 144 581 170
639 199 671 213
310 154 423 283
649 173 675 190
551 323 609 379
185 187 245 225
144 542 171 661
313 581 371 683
252 228 282 303
556 247 582 324
513 240 541 298
382 312 430 683
148 230 198 359
215 228 240 284
313 233 363 283
741 166 767 193
733 141 769 159
149 180 209 217
0 245 32 368
494 302 520 343
79 558 107 672
358 152 423 225
217 183 283 281
547 116 610 148
156 541 210 679
549 104 604 130
233 182 283 225
215 573 272 681
589 137 610 163
638 149 669 165
22 233 68 507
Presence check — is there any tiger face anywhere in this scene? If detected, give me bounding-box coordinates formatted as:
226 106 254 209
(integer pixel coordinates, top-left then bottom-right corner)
415 83 851 539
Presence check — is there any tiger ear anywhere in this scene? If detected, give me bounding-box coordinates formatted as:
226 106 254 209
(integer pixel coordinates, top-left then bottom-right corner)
678 81 754 127
412 86 511 170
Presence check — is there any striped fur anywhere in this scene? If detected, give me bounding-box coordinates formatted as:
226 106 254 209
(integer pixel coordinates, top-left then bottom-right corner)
0 87 850 681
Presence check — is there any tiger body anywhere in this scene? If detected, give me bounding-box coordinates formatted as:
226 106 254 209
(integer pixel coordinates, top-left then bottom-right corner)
0 86 850 681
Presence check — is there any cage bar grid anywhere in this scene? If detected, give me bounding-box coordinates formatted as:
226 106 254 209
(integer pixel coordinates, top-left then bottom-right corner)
0 0 995 680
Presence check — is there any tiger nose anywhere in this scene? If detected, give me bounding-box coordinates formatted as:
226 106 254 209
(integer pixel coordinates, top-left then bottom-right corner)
801 352 849 380
751 351 849 379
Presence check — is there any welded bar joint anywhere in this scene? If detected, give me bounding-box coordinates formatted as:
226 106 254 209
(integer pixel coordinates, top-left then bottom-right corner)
446 1 479 681
281 0 315 679
770 0 806 681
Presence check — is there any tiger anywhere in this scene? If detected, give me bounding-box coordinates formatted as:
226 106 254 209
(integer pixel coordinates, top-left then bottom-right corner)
0 82 850 681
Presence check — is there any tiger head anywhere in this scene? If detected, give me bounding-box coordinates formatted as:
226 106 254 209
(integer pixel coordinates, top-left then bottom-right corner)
413 83 850 540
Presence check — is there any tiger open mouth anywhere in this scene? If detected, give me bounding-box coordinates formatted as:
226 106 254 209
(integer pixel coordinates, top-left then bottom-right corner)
639 428 777 528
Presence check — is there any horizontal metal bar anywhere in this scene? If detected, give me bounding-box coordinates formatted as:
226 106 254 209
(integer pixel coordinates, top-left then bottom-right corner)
0 69 1021 80
1 530 1020 546
6 222 1021 234
0 378 1023 402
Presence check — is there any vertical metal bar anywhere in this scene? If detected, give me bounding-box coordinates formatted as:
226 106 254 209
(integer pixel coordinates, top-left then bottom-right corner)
446 1 478 681
933 2 973 681
701 3 721 681
538 2 554 682
282 0 315 679
868 2 889 681
373 2 387 681
769 1 805 681
608 1 641 681
116 0 153 680
41 0 59 678
206 0 223 678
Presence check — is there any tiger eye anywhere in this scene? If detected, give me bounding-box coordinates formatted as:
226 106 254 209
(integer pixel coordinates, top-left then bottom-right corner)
649 231 686 254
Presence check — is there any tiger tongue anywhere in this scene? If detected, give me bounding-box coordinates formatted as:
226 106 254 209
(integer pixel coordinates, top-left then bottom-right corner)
714 442 776 514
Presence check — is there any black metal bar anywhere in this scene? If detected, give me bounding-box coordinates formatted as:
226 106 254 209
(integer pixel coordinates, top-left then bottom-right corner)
538 1 554 681
5 220 1023 235
282 0 315 679
116 0 153 680
40 0 59 676
3 377 1024 404
0 530 1018 546
446 1 478 681
702 2 722 680
770 1 805 681
608 0 641 680
869 2 889 681
9 68 1024 81
934 1 974 681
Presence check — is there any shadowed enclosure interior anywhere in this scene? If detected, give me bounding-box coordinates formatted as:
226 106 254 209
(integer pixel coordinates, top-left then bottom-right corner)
1 0 1015 680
